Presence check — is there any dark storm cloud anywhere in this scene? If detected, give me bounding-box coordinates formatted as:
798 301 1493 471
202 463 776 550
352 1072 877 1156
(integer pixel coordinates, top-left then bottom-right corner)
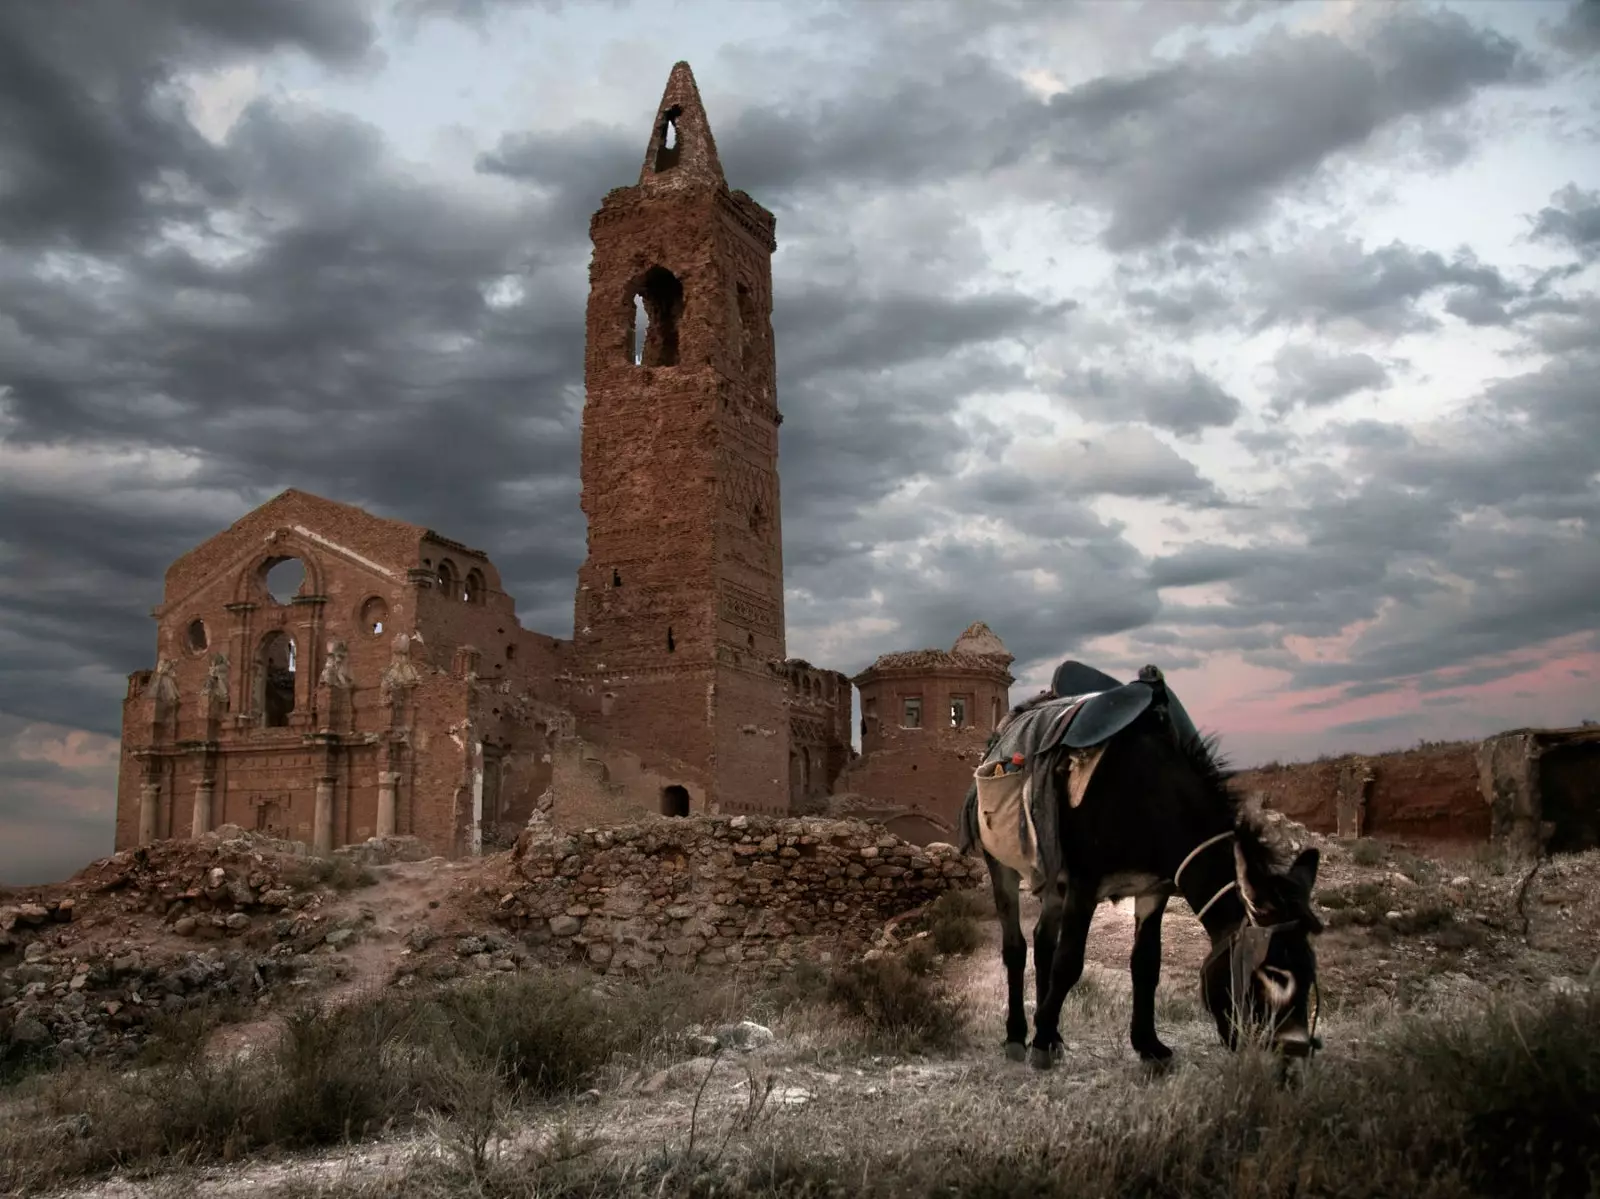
1551 0 1600 56
482 3 1539 257
1152 341 1600 707
1531 184 1600 260
1270 343 1391 411
796 515 1163 682
778 289 1073 380
393 0 603 22
0 0 377 251
963 426 1225 505
1246 238 1524 334
1032 8 1537 248
1056 366 1242 436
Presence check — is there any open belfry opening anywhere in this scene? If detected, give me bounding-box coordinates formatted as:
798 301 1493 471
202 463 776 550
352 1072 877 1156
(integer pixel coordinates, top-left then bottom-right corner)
114 61 987 860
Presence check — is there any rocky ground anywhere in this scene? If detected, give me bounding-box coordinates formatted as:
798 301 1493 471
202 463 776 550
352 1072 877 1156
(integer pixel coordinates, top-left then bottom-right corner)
2 815 1598 1197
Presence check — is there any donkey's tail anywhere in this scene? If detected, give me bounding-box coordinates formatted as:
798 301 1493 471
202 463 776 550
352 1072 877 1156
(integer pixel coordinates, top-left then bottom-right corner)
956 779 980 856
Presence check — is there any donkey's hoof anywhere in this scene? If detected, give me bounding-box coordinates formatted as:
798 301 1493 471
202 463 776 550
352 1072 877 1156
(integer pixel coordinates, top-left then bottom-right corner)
1028 1044 1058 1071
1134 1038 1173 1063
1003 1041 1027 1063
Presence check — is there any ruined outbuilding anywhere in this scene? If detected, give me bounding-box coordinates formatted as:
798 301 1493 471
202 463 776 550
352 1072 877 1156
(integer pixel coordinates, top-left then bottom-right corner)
832 623 1015 838
114 62 981 860
1234 723 1600 858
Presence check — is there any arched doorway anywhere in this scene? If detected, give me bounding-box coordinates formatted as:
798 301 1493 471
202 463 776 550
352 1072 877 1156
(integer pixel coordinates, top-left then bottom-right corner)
659 784 690 818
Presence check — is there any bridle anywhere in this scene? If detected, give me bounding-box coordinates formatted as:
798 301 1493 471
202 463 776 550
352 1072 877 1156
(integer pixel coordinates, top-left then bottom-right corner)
1174 831 1322 1060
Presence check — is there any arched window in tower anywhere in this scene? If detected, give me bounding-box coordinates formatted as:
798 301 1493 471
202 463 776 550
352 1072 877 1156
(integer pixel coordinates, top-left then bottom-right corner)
436 559 457 599
464 569 485 605
629 266 683 367
653 104 682 173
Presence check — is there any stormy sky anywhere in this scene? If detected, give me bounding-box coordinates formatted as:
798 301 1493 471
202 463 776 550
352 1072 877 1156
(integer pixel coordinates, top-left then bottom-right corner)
2 0 1597 884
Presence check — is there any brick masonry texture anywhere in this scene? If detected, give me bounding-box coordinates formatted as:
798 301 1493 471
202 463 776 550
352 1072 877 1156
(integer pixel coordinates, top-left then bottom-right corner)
1232 742 1490 843
486 813 979 979
1234 727 1600 855
110 62 999 862
835 623 1015 834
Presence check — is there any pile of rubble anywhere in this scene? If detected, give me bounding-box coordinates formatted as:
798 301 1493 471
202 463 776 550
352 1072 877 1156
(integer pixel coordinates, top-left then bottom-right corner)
480 813 980 979
1 826 431 1068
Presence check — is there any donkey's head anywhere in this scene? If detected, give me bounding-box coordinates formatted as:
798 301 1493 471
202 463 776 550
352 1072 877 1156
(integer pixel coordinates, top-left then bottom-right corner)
1201 843 1323 1057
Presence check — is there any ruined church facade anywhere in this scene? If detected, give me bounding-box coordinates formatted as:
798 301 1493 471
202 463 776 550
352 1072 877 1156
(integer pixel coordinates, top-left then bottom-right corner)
114 63 995 858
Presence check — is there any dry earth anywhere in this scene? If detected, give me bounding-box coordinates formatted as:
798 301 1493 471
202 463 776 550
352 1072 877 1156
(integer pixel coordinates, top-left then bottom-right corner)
5 815 1599 1198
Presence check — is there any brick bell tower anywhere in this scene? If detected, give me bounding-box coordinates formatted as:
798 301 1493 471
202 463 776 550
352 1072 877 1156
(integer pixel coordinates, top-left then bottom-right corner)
572 61 790 816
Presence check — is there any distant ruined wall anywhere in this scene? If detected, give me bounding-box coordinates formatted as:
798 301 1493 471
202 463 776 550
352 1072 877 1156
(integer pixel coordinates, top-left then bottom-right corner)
1233 741 1489 843
490 814 978 978
542 735 709 830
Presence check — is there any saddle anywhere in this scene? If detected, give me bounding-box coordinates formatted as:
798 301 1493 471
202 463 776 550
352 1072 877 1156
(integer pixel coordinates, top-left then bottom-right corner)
972 660 1199 885
1047 660 1200 749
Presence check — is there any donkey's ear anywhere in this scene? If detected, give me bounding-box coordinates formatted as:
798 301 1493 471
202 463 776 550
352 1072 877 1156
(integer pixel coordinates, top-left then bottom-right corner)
1234 841 1263 923
1287 847 1320 895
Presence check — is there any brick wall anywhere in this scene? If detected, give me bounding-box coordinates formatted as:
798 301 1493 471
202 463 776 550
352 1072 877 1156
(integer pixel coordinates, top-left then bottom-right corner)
841 662 1010 836
785 660 854 809
489 813 981 978
1233 741 1490 843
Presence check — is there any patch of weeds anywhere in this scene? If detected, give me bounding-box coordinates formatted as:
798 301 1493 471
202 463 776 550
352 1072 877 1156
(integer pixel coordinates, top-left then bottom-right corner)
754 958 833 1018
1392 902 1456 936
427 971 640 1099
925 887 987 957
1320 881 1390 929
0 970 703 1194
825 943 966 1053
135 994 251 1068
1350 837 1389 868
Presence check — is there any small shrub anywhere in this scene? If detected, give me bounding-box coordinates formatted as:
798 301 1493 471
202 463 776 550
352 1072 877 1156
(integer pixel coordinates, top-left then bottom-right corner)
1392 903 1456 936
1350 837 1388 867
428 971 634 1098
825 947 965 1053
925 888 987 957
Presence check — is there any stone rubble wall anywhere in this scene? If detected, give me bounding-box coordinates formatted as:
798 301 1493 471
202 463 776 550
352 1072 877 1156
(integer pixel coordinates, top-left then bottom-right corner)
489 813 981 979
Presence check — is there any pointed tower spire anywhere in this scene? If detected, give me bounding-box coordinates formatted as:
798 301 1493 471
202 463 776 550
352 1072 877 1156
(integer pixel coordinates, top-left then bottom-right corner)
639 61 726 190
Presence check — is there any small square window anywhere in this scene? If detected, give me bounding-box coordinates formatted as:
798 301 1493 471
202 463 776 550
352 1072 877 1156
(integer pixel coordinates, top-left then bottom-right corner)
902 697 922 728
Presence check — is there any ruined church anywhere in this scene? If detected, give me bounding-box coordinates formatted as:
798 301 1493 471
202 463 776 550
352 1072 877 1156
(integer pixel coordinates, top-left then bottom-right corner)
114 63 1013 857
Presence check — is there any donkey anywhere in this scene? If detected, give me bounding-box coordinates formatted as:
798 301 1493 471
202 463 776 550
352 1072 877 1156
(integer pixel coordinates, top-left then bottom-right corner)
957 662 1323 1069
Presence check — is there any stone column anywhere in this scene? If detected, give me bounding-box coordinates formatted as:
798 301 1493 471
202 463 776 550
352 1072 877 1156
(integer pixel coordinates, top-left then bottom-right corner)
192 779 215 838
314 776 336 853
138 783 160 845
376 771 400 837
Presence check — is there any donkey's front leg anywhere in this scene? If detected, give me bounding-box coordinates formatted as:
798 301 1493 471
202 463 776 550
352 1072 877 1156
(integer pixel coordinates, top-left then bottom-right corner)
1129 893 1173 1061
987 854 1029 1061
1029 881 1096 1070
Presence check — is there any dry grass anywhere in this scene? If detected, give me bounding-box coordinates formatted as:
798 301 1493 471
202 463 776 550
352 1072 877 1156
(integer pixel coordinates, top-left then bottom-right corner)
257 987 1600 1199
7 860 1600 1199
0 968 741 1195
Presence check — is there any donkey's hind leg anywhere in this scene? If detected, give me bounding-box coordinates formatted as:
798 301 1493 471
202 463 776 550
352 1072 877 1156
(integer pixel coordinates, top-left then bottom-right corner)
1129 892 1173 1061
987 855 1029 1061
